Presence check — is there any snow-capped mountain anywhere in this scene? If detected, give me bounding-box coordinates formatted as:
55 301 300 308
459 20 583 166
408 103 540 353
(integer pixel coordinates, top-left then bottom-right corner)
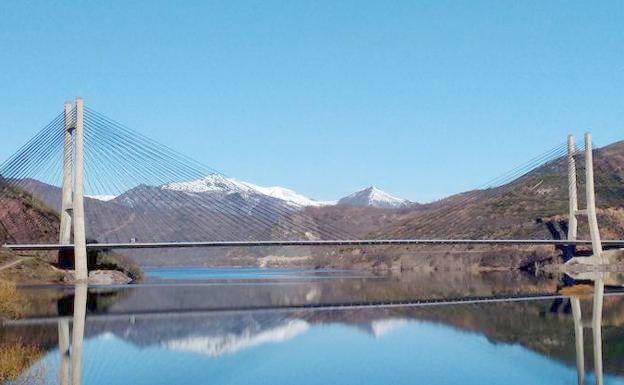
162 176 412 209
337 186 412 209
162 174 247 194
86 194 117 202
162 174 329 207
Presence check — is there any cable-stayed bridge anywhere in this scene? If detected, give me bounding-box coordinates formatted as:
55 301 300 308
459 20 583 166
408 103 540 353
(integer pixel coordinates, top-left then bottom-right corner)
1 98 623 280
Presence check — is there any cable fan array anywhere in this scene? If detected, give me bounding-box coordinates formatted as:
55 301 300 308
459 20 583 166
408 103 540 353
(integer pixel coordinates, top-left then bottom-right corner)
376 140 593 240
0 107 356 244
1 105 618 245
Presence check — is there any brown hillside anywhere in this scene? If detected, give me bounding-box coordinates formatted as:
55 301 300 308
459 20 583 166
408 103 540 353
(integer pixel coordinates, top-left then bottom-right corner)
0 183 59 245
377 140 624 240
303 140 624 242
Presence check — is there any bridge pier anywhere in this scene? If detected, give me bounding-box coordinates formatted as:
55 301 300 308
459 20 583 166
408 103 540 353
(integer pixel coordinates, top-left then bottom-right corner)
59 102 73 246
59 98 88 281
566 133 606 266
585 133 604 263
567 135 579 242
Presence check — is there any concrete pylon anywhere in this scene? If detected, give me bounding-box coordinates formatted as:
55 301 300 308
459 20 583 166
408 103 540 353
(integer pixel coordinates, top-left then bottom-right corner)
566 133 605 266
60 102 74 245
59 98 88 281
585 133 603 261
567 135 578 241
73 99 88 281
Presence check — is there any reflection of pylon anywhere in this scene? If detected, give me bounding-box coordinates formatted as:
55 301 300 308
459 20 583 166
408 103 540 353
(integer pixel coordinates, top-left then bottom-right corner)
570 278 604 385
57 284 87 385
566 133 604 265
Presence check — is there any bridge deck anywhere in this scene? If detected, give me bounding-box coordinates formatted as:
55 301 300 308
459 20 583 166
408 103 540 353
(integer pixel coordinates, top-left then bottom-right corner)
4 238 624 251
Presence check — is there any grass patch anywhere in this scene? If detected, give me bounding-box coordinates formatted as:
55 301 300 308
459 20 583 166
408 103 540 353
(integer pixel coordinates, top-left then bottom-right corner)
0 279 24 318
0 257 64 285
0 342 42 382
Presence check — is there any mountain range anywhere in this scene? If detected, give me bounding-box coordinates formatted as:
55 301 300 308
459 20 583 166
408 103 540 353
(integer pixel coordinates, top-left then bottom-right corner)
93 174 413 210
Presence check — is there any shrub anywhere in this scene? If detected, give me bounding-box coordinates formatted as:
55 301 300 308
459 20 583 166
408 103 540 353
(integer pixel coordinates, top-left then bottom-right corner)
0 280 23 318
0 342 42 382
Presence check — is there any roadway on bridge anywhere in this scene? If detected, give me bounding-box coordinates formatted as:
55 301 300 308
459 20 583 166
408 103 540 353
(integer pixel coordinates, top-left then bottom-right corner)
4 238 624 251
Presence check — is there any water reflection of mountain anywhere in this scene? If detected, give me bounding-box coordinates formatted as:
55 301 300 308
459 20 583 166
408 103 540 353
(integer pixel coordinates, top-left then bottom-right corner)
54 294 622 377
6 271 624 382
82 314 411 359
162 319 310 357
86 313 303 353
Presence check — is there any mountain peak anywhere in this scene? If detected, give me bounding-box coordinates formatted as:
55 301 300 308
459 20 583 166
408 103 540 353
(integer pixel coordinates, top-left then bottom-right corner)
337 186 412 209
161 174 328 207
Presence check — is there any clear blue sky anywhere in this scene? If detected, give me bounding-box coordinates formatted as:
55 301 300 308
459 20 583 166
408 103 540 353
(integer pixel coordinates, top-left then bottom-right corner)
0 1 622 202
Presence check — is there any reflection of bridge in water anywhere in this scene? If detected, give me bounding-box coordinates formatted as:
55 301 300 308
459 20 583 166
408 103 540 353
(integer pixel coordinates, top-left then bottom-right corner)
6 276 621 385
568 271 613 385
2 98 623 280
571 287 604 385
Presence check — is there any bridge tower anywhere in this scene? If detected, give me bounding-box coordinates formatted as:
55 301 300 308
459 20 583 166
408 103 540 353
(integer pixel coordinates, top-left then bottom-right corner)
567 133 604 265
59 98 88 282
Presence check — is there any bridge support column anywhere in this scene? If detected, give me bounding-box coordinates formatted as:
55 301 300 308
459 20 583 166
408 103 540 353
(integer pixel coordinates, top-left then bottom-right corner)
58 98 88 281
567 135 578 241
565 133 605 266
585 133 603 263
73 99 88 281
60 102 74 246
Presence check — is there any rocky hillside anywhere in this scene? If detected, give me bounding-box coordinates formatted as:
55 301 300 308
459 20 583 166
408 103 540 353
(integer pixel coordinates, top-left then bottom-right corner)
0 182 143 284
0 183 64 283
0 182 59 245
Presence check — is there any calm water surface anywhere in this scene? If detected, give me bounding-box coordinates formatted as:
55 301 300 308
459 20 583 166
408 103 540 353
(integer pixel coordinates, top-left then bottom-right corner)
3 267 624 385
144 266 370 281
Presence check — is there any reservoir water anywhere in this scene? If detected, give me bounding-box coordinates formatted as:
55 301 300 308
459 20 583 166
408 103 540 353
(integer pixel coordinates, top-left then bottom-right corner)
3 267 624 385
